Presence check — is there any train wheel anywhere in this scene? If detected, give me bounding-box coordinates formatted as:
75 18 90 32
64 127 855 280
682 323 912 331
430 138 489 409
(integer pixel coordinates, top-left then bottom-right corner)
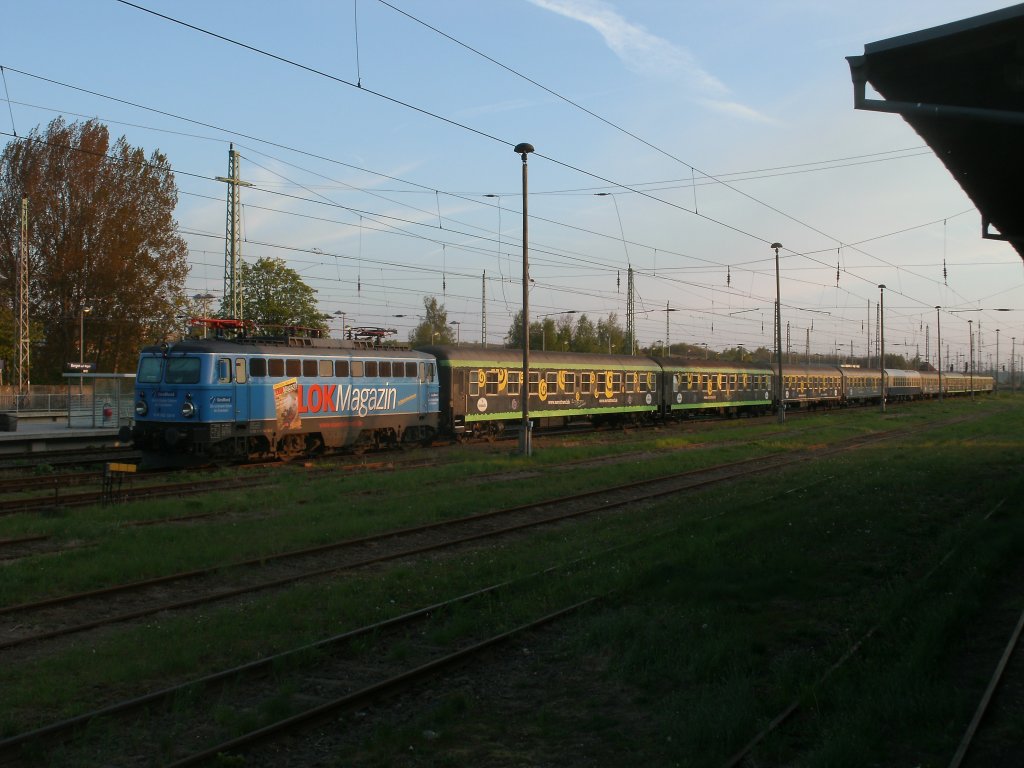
277 434 305 458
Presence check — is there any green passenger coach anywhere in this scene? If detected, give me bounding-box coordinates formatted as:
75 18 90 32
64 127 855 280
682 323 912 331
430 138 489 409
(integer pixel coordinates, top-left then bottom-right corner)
421 346 661 437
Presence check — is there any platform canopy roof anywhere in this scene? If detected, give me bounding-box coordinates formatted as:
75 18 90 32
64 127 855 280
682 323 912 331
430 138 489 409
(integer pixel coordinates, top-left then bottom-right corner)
846 3 1024 261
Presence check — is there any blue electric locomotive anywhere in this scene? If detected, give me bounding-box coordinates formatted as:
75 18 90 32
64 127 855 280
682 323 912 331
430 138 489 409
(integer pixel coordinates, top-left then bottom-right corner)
132 334 439 463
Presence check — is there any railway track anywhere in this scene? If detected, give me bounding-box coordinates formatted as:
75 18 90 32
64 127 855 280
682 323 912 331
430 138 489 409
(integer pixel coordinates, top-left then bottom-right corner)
0 559 600 765
722 495 1021 767
0 407 1008 765
0 426 910 661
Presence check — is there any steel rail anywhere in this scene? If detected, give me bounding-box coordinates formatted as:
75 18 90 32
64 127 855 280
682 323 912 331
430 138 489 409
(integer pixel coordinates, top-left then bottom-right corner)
164 599 596 767
0 431 915 652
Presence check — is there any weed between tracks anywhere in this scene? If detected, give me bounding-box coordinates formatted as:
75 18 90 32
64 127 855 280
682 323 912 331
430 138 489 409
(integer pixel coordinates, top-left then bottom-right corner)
0 398 1022 766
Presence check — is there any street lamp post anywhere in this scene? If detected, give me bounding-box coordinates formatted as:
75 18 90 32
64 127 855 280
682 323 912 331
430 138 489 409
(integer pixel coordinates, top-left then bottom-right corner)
996 328 1000 391
879 285 886 413
79 302 93 397
1012 337 1017 391
771 243 784 423
935 306 942 401
968 319 974 399
515 142 534 457
450 320 461 345
539 310 576 352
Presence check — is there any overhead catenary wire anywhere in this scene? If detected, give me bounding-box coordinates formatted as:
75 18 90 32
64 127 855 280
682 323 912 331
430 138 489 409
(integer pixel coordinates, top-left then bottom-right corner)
6 7 1015 352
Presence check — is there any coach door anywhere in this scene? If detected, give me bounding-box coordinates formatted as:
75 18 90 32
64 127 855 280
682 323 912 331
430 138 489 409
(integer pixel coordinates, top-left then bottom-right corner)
233 357 250 425
418 360 432 416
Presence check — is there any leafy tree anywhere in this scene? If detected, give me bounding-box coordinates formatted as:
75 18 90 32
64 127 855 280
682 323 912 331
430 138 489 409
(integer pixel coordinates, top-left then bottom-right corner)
506 311 625 353
595 313 626 354
409 296 455 346
572 314 600 352
239 256 327 334
0 118 188 379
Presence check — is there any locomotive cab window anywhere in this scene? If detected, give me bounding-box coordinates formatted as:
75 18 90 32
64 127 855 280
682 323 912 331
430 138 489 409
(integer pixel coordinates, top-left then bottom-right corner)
405 362 417 378
217 359 231 384
166 357 201 384
138 357 163 384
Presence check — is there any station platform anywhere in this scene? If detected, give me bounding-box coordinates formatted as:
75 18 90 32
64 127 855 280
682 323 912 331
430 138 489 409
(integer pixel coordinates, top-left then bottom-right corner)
0 417 129 455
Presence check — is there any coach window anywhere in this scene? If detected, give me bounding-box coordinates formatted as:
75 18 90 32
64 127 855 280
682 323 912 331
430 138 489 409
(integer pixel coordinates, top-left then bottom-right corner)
319 360 333 377
217 358 231 384
249 358 267 378
528 371 540 395
286 359 301 377
506 369 521 396
235 358 247 384
335 360 350 377
580 372 592 394
563 371 576 393
365 361 378 377
405 362 417 378
729 374 737 390
268 358 285 377
625 372 637 392
469 369 480 396
303 360 318 377
351 360 364 377
486 370 500 395
612 371 623 392
545 371 558 391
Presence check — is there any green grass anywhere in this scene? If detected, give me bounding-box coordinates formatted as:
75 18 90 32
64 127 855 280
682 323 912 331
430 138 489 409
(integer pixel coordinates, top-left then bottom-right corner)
1 396 1022 766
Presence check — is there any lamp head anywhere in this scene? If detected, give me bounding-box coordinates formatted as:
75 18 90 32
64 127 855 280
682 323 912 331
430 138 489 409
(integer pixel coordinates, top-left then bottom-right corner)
513 143 535 155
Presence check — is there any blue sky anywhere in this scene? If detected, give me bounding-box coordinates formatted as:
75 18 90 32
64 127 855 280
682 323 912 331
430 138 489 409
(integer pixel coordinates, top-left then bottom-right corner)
3 0 1023 369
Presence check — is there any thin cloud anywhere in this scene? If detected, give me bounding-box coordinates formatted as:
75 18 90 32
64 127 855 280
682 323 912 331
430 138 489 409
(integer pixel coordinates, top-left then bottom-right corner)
528 0 726 93
528 0 772 122
702 99 778 125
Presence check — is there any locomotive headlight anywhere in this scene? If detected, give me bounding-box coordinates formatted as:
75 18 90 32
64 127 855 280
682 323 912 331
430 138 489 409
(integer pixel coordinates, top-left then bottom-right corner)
181 396 196 418
135 399 148 417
